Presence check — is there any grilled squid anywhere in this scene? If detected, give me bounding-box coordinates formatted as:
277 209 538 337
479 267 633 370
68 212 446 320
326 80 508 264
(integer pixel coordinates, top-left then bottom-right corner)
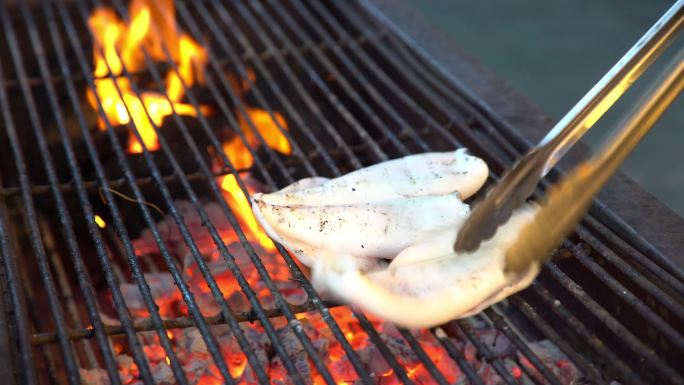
253 192 471 266
251 149 487 263
260 149 488 206
251 149 540 328
310 205 540 328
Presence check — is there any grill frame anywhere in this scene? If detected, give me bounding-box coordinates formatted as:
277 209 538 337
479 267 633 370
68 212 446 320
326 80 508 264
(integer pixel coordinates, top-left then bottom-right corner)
0 1 681 385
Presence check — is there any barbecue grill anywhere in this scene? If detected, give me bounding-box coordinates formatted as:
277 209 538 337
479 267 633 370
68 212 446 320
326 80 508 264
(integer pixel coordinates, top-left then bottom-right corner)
0 1 682 385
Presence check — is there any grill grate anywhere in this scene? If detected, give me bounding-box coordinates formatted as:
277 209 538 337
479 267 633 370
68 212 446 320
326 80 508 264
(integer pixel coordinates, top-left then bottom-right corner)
0 1 682 385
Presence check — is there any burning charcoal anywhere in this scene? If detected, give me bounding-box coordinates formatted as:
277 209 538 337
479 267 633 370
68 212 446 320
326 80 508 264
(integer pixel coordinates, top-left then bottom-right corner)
192 291 221 318
356 344 391 378
143 344 168 364
269 356 289 385
412 365 443 385
461 341 482 371
476 363 506 385
79 368 110 385
476 329 514 358
278 282 308 307
238 365 259 385
133 201 234 258
152 361 174 384
117 355 140 383
503 358 527 384
177 327 209 355
226 290 249 312
210 324 231 337
417 339 462 384
328 354 358 383
277 326 313 384
380 334 419 368
215 332 251 374
120 272 179 317
258 292 276 310
239 326 271 366
98 312 122 326
182 358 213 384
311 338 329 357
517 340 580 385
139 330 159 345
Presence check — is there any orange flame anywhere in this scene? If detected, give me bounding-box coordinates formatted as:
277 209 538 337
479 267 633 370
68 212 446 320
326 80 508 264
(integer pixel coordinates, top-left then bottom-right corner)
94 215 106 228
228 352 248 379
219 109 291 252
87 0 209 154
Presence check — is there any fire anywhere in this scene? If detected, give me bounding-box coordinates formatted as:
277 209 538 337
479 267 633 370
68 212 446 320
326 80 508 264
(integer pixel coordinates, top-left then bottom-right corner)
228 353 248 379
94 215 106 228
87 0 209 154
219 108 291 252
88 0 290 251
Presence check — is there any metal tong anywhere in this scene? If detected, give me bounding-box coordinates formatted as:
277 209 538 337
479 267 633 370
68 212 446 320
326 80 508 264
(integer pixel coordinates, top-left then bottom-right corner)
453 1 684 272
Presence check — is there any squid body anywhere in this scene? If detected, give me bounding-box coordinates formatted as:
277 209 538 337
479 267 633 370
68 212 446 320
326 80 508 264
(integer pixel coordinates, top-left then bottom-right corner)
251 149 540 328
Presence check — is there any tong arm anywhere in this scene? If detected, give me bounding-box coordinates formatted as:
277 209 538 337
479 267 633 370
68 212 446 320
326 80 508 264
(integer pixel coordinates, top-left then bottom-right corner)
453 0 684 253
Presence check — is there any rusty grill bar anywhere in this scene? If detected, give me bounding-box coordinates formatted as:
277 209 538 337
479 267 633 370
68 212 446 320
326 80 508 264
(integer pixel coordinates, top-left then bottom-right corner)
0 1 682 385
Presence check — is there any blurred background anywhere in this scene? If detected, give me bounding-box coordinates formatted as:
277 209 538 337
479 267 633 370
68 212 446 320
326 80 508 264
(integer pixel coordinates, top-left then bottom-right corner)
405 0 684 216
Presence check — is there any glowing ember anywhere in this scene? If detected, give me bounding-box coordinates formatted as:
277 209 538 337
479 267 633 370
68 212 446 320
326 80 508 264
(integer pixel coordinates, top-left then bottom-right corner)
86 0 209 153
94 215 106 228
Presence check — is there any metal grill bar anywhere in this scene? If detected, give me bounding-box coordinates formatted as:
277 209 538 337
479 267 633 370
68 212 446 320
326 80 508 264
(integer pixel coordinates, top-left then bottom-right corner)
267 1 425 156
431 327 485 385
527 280 638 381
0 3 89 384
510 295 606 385
483 308 565 385
295 0 464 152
29 301 339 345
581 215 684 297
196 0 360 174
566 236 684 345
456 320 519 385
16 235 58 384
548 259 679 381
1 30 389 90
0 178 32 385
